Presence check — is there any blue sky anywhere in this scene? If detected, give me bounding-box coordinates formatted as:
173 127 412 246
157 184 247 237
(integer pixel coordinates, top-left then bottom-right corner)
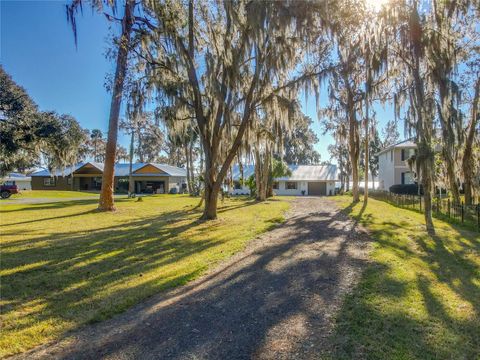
1 0 398 163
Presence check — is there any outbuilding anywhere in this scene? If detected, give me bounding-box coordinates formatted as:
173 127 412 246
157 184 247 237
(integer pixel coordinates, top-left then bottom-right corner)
230 164 338 196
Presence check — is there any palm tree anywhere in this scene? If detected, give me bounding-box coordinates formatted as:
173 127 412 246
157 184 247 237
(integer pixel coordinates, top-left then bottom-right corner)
90 129 103 162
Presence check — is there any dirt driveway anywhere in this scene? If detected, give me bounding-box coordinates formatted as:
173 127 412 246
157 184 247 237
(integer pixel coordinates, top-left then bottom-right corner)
16 197 371 360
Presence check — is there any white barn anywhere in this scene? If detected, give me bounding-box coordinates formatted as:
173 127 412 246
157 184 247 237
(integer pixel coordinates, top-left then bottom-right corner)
229 164 338 196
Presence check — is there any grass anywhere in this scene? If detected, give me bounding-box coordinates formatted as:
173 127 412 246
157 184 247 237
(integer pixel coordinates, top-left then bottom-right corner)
0 194 290 357
329 196 480 360
10 190 98 199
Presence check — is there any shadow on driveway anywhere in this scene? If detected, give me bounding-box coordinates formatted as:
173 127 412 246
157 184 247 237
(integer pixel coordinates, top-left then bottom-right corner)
17 197 371 360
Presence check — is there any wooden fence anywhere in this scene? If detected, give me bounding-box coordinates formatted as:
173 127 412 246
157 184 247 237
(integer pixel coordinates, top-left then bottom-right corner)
368 191 480 232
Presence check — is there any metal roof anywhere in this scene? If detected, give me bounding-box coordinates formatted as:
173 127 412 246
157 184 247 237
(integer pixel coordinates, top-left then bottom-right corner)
376 139 417 156
30 162 187 177
231 164 338 181
1 173 31 181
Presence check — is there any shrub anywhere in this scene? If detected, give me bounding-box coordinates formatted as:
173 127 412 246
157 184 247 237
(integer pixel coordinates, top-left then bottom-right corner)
389 183 423 195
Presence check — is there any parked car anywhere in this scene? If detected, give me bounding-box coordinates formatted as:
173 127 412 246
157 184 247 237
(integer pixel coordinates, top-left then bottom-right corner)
1 183 19 199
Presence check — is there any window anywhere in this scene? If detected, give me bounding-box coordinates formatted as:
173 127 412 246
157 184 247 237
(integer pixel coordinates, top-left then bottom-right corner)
273 181 279 190
402 172 415 185
234 181 242 190
286 181 297 190
67 177 72 185
43 178 55 186
390 150 393 162
401 148 415 161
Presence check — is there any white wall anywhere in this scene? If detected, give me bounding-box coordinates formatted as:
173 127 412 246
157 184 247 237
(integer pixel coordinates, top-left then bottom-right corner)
168 176 187 192
230 185 251 195
326 181 336 196
275 181 336 196
378 151 395 190
274 180 306 196
16 180 32 191
228 180 336 196
378 148 416 190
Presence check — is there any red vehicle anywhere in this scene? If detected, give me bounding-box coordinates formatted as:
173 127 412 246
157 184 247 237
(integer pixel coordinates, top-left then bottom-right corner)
1 183 19 199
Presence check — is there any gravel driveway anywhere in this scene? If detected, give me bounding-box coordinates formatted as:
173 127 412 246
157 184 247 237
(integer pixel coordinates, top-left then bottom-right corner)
16 197 371 360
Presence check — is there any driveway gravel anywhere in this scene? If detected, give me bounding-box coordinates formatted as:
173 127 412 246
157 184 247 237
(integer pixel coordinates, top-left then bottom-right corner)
14 197 371 360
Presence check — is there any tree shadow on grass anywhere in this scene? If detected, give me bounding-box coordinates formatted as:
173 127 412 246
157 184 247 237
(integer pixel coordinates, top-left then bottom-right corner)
327 200 480 359
8 198 371 359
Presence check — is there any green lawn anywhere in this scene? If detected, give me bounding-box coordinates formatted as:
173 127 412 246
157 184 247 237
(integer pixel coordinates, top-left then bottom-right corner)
10 190 98 199
330 196 480 359
0 195 290 357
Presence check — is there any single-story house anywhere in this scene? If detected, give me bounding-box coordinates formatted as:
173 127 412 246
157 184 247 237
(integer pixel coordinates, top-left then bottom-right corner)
1 172 32 190
229 164 338 196
30 162 187 194
376 139 417 191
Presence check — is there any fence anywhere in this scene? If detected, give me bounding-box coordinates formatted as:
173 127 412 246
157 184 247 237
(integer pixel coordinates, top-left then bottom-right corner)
368 191 480 232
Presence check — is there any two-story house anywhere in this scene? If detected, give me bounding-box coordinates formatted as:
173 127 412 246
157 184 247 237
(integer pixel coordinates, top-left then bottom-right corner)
377 139 417 191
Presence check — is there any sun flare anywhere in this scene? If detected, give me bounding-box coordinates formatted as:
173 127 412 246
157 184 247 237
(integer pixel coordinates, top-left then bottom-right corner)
365 0 390 12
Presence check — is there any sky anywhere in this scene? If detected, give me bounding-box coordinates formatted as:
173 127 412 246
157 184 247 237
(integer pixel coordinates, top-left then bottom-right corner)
1 0 399 164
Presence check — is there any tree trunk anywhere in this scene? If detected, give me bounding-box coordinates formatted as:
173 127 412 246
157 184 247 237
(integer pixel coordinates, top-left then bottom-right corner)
203 183 219 220
254 147 271 201
442 147 460 202
347 97 360 202
188 131 195 194
201 153 220 219
128 131 134 197
184 144 192 194
98 0 135 211
420 145 436 234
201 146 219 219
364 97 369 203
462 77 480 205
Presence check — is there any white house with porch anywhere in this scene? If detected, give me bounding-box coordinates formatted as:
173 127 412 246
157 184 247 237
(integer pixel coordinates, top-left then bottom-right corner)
376 139 417 191
229 164 338 196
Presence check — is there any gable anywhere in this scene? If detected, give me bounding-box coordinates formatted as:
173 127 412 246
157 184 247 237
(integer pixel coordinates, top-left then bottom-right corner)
134 164 167 175
74 163 103 175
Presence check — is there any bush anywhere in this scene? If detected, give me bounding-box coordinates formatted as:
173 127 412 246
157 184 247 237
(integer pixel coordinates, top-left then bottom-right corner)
389 183 423 195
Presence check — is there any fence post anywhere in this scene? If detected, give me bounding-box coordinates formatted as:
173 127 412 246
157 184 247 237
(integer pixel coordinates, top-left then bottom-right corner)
419 195 422 211
448 198 450 218
461 201 464 223
477 204 479 231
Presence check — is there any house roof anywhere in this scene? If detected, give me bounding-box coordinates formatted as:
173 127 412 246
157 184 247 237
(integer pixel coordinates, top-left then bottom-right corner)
376 139 417 156
30 162 187 178
231 164 338 182
277 164 338 181
1 173 31 181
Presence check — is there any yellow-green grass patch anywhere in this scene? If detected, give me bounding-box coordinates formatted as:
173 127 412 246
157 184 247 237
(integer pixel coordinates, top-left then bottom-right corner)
0 195 290 357
9 190 98 199
329 196 480 359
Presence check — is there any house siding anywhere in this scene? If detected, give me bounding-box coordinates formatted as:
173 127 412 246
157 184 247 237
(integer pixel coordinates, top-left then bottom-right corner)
229 180 336 196
378 144 417 190
31 176 72 191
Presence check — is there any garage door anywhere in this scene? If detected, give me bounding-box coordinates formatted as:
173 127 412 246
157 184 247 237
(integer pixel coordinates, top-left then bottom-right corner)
308 182 326 196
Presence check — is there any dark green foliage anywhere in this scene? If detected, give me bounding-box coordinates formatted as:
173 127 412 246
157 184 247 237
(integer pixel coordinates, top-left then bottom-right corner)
0 66 48 173
0 66 87 174
283 115 321 165
389 184 423 195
